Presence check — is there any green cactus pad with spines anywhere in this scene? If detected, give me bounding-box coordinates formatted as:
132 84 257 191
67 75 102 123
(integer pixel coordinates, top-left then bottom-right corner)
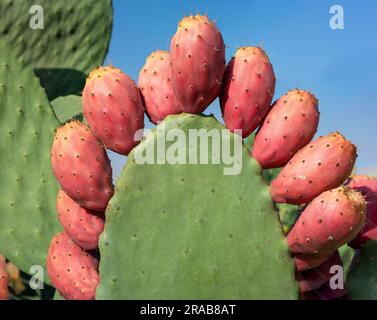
0 40 61 280
51 95 84 124
0 0 112 100
97 113 298 299
347 241 377 299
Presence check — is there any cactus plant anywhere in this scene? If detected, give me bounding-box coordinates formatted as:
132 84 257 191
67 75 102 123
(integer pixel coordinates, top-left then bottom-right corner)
96 113 297 299
0 0 113 100
0 40 61 279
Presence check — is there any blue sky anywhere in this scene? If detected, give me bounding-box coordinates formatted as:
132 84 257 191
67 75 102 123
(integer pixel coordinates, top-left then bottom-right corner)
105 0 377 178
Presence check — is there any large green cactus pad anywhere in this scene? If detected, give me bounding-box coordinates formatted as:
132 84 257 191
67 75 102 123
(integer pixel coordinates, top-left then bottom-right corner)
347 241 377 299
97 114 297 299
0 40 61 280
0 0 112 99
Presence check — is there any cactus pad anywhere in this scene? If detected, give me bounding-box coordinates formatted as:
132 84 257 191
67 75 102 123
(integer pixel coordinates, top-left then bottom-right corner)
0 40 61 278
51 95 84 124
0 0 112 99
97 113 297 299
347 241 377 299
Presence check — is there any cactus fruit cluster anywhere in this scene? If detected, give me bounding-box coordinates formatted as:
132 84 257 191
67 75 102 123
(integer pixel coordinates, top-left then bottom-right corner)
0 2 375 300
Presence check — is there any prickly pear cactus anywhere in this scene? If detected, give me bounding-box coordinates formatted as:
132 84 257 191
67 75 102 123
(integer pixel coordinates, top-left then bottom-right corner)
347 241 377 299
0 40 61 279
97 113 298 299
50 95 83 124
0 0 113 99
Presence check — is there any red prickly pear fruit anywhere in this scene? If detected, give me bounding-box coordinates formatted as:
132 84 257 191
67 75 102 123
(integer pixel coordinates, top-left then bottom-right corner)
287 186 366 256
57 189 105 250
296 251 342 292
271 132 357 204
82 66 145 155
170 15 225 114
51 121 114 212
294 252 332 271
0 255 9 300
220 46 275 138
47 232 99 300
300 283 347 300
138 50 183 124
346 175 377 248
252 89 319 169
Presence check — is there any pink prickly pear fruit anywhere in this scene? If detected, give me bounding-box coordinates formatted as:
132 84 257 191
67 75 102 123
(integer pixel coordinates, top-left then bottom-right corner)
170 15 225 114
47 232 99 300
0 255 8 300
139 50 183 124
220 46 275 138
294 252 332 271
296 251 342 292
252 89 319 169
83 66 145 155
57 189 105 250
346 175 377 248
271 132 357 204
288 186 366 256
51 121 113 212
